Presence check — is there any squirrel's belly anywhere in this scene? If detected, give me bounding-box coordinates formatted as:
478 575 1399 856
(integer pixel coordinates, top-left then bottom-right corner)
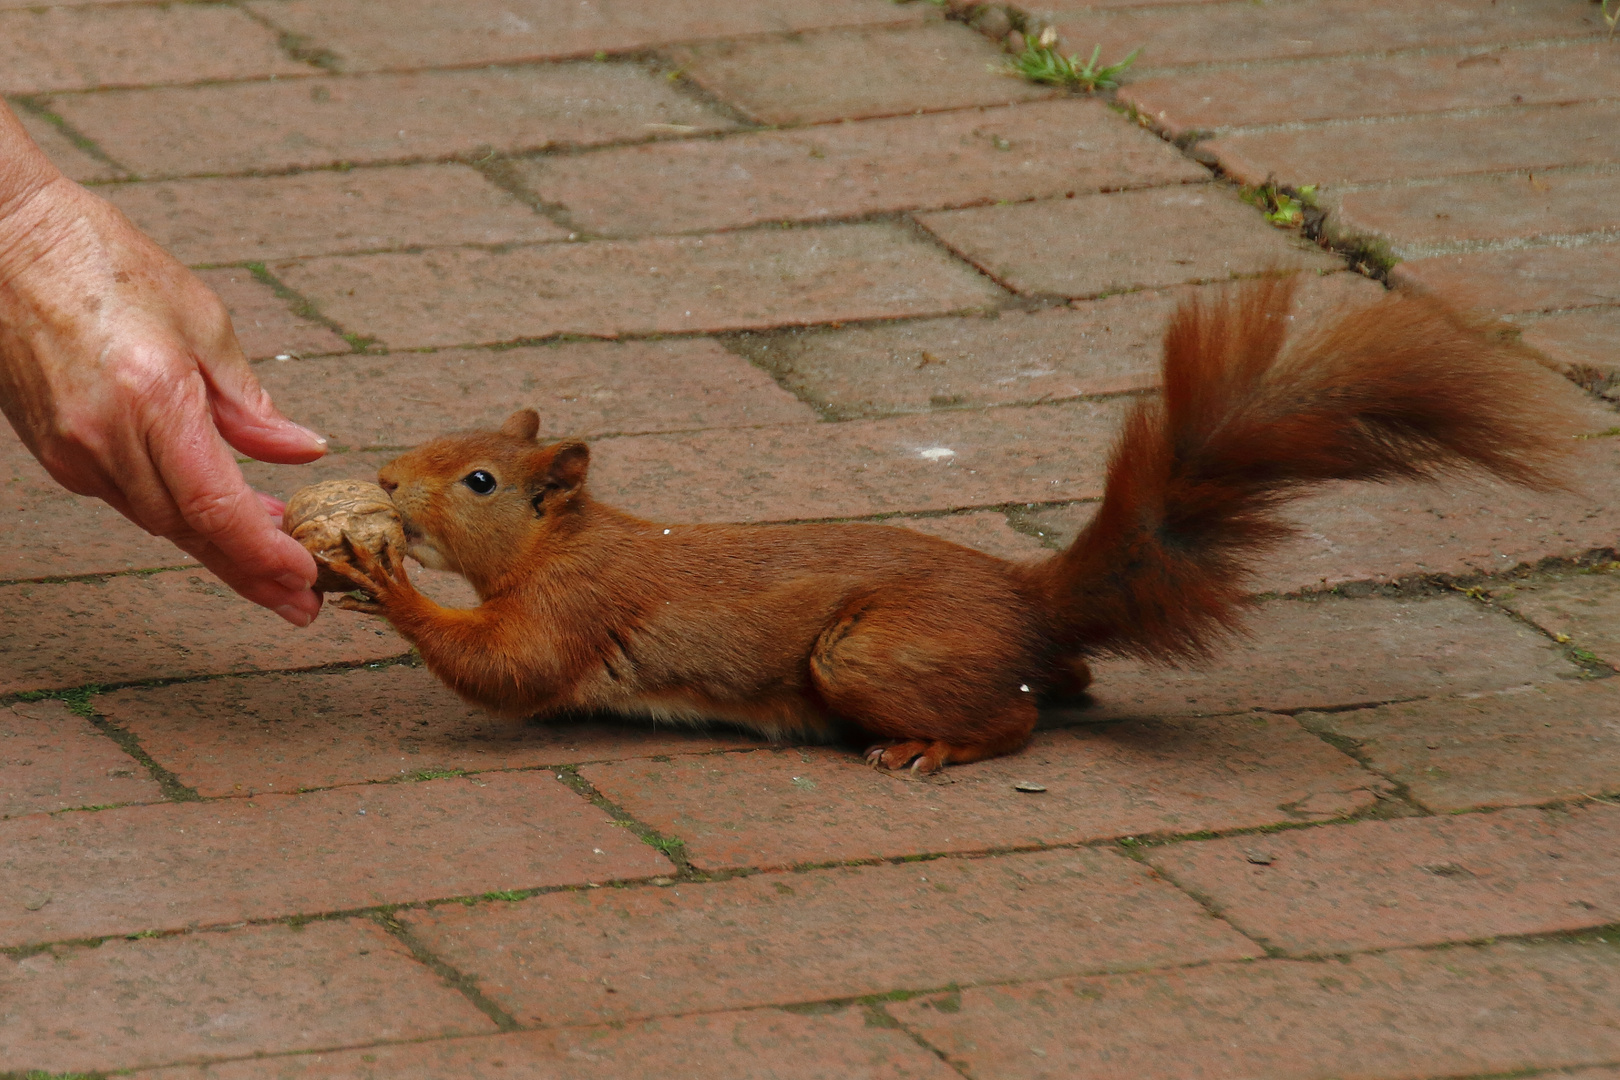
573 674 833 743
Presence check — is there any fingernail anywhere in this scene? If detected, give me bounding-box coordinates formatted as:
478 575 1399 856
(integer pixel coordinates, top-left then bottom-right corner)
277 572 314 592
290 422 328 448
275 604 313 628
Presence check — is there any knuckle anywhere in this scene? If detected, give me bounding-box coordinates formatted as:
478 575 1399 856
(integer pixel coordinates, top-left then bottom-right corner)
175 487 245 538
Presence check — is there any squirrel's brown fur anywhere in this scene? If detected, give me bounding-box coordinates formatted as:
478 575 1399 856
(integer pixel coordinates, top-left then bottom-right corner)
326 277 1578 773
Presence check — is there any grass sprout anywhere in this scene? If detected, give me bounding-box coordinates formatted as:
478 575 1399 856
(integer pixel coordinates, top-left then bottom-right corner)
1003 41 1140 91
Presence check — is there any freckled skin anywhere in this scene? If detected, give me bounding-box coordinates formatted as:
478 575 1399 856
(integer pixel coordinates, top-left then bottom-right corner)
324 279 1576 772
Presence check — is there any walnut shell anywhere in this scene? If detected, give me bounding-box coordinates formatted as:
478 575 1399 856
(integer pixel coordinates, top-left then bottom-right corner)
281 479 406 593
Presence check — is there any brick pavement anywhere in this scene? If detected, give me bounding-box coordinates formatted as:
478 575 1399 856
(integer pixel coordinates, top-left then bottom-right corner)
3 0 1618 1075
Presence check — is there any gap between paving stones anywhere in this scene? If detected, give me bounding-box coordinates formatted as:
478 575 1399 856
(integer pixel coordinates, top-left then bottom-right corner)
12 921 1619 1077
32 55 747 180
17 0 1600 320
12 731 1613 954
9 676 1616 1056
1091 102 1620 348
369 910 523 1032
945 3 1620 305
7 93 128 175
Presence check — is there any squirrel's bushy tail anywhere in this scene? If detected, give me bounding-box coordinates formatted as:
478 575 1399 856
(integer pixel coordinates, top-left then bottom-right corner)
1036 274 1579 663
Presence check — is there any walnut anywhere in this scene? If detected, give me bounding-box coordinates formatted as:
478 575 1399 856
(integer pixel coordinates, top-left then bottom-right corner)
281 479 405 593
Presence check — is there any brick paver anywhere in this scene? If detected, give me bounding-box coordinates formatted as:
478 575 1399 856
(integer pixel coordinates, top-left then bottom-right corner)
1299 679 1620 811
1523 306 1620 390
0 771 670 947
195 269 351 361
1 433 187 580
1049 0 1603 68
1326 170 1620 260
244 0 927 72
739 273 1379 419
0 4 308 95
1393 241 1620 316
669 23 1055 125
1085 592 1575 717
891 940 1620 1080
99 665 762 797
1493 564 1620 669
1121 42 1620 136
7 0 1620 1072
579 716 1383 870
0 568 409 693
508 100 1204 237
1205 100 1620 190
273 221 1006 348
256 338 815 450
407 849 1255 1026
105 164 568 266
11 103 123 181
917 186 1340 297
1249 436 1620 593
247 395 1129 522
46 64 737 177
1 920 493 1074
1146 804 1620 954
124 1009 960 1080
1 699 159 818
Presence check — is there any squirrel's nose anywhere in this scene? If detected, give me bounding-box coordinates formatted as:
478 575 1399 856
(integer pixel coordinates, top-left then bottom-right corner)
378 477 398 495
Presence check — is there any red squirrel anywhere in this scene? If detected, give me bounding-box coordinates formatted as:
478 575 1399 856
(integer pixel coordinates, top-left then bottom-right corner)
324 276 1578 773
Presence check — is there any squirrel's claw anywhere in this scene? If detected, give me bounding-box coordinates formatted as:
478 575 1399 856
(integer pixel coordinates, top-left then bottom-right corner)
343 535 395 588
864 740 947 775
379 538 412 586
315 551 376 592
333 593 386 615
318 537 405 612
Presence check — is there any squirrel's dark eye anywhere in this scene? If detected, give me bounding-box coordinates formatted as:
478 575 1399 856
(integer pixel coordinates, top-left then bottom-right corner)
462 470 497 495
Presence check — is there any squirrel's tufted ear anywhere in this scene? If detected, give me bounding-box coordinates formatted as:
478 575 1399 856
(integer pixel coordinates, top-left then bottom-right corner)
500 409 541 442
544 440 590 492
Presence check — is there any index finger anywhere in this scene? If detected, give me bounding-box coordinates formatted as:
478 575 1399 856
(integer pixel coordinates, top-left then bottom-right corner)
145 392 316 594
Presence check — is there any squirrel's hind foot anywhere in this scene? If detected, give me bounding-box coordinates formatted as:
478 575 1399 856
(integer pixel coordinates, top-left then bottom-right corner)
864 735 1028 775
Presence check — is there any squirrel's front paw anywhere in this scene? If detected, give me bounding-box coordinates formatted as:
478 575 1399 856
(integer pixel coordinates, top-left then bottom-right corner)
317 534 411 616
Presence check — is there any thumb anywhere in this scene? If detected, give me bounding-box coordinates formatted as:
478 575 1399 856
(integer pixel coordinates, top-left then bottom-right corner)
201 351 328 465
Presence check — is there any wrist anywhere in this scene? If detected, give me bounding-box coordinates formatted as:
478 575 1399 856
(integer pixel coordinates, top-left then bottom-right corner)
0 105 66 225
0 174 81 294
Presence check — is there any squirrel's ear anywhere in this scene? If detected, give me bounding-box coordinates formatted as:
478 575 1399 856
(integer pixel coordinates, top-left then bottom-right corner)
500 409 541 442
544 440 590 492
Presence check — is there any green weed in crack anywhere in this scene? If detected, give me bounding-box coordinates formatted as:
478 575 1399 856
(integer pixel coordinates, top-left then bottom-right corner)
1001 34 1140 91
13 684 100 718
402 767 467 782
1240 180 1319 230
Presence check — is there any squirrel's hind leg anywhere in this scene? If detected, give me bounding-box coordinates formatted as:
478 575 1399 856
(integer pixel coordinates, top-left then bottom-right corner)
807 598 1039 774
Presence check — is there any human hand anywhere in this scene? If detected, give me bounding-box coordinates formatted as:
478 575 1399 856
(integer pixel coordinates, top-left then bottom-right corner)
0 166 329 626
